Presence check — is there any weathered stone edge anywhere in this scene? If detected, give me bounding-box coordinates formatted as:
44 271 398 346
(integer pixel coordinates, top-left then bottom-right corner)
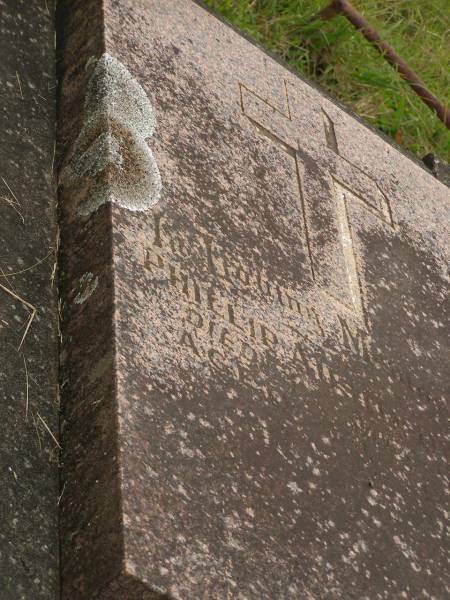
0 1 59 598
56 1 127 599
57 1 174 598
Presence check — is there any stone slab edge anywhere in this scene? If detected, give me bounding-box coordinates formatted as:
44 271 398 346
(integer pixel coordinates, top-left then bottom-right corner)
57 3 167 600
56 1 126 598
0 1 59 598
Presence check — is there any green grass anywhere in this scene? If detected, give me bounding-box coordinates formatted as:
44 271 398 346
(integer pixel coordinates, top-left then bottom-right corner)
203 0 450 160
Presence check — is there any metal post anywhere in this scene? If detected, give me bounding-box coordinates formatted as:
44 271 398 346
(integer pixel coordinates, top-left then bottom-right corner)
309 0 450 130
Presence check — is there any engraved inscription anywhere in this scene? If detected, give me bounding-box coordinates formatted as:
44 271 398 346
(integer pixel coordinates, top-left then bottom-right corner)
144 213 372 366
140 213 421 407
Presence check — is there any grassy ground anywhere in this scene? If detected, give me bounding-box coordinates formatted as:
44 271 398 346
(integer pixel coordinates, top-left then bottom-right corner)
203 0 450 160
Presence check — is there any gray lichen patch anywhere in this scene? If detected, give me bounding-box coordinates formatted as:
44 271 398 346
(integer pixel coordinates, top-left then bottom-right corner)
60 53 162 215
62 131 123 186
74 272 98 304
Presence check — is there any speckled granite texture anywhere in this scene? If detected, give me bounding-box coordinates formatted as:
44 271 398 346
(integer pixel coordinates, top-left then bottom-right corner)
0 0 59 598
57 1 450 599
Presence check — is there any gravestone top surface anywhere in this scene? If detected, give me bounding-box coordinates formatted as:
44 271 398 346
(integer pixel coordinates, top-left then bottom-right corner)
57 1 449 598
0 1 59 598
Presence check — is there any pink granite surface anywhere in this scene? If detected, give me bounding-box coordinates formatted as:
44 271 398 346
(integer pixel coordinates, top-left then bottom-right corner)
57 1 449 598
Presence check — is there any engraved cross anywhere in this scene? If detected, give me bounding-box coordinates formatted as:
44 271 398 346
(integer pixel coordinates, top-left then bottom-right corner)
239 81 395 327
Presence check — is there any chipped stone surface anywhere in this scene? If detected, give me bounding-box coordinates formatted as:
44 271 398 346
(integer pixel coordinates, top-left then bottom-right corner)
58 1 449 599
0 0 59 598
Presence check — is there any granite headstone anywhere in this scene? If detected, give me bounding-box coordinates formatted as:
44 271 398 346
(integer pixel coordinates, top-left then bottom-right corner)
57 1 449 598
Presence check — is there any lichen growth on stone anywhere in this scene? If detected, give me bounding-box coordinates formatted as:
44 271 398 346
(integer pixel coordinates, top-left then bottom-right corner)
74 272 98 304
61 53 162 215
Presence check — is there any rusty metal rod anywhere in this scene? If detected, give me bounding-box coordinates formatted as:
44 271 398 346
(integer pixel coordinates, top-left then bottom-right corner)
309 0 450 130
